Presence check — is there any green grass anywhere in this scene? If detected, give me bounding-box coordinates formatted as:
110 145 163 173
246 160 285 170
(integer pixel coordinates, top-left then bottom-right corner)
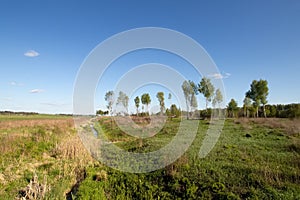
0 114 93 199
0 113 69 121
75 118 300 199
1 115 299 199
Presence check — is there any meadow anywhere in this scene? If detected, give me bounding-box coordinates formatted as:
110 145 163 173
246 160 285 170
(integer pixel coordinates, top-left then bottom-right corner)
0 114 299 199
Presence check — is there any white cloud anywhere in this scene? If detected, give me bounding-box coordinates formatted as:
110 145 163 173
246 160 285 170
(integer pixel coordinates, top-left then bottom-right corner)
41 102 68 107
1 97 13 101
208 72 231 79
30 89 44 93
10 81 23 86
24 50 40 57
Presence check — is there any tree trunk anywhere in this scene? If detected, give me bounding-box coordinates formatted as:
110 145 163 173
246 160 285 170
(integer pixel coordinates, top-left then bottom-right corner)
263 104 266 118
185 99 189 120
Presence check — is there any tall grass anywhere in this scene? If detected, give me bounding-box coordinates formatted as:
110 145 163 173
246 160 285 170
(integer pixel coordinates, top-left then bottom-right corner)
0 115 95 199
75 117 300 199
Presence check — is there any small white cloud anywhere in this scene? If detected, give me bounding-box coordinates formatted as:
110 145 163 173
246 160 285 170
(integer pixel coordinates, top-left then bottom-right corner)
10 81 23 86
208 72 231 79
41 102 68 107
209 73 223 79
24 50 40 57
30 89 44 93
1 97 13 101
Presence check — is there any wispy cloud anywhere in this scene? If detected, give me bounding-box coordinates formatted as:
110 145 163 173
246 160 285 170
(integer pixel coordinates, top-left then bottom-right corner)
29 89 44 93
41 102 69 107
24 50 40 57
1 97 13 101
208 72 231 79
10 81 23 86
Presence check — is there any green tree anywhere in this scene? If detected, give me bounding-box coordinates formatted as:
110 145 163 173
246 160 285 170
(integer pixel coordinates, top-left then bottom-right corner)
156 92 165 116
191 93 198 109
169 104 181 119
105 91 115 129
243 97 251 117
268 105 277 117
116 91 129 114
189 80 199 95
181 80 195 119
141 93 151 115
246 79 269 117
96 109 109 116
168 93 172 107
105 91 114 117
190 80 199 118
198 77 214 111
212 88 223 108
168 93 172 101
134 96 140 116
227 99 238 118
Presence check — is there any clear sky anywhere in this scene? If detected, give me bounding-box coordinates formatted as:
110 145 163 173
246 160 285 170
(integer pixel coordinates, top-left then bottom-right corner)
0 0 299 114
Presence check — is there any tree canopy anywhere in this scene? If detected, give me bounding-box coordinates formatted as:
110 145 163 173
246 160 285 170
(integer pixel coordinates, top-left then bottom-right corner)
212 88 223 108
141 93 151 114
181 80 196 119
116 91 129 114
134 96 140 115
198 77 214 110
156 92 165 115
105 91 114 116
246 79 269 117
227 98 238 118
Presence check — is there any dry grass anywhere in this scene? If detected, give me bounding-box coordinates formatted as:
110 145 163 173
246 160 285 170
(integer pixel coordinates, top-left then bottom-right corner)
0 116 97 199
0 118 74 130
234 117 300 135
51 132 94 164
18 173 48 200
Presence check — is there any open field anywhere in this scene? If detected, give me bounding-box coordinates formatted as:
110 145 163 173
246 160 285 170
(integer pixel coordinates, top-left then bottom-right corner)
0 114 94 199
0 114 300 199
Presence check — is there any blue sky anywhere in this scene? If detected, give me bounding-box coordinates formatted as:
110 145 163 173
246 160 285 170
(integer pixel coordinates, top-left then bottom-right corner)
0 0 299 114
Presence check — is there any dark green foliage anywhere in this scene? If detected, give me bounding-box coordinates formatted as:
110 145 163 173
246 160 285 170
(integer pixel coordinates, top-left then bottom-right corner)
198 77 215 111
166 104 181 118
134 96 140 115
141 93 151 114
246 79 269 117
200 108 212 119
96 110 109 115
227 99 238 118
275 103 300 118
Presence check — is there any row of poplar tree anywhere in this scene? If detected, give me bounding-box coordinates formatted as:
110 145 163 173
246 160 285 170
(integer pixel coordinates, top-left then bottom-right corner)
98 78 299 119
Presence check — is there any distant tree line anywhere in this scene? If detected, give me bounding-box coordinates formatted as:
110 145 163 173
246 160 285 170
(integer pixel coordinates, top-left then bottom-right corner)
96 110 109 116
0 111 39 115
97 78 299 119
229 103 300 119
181 78 223 119
225 79 299 119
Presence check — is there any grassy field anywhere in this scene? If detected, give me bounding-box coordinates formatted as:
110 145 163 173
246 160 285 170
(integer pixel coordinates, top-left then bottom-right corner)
0 114 94 199
0 114 299 199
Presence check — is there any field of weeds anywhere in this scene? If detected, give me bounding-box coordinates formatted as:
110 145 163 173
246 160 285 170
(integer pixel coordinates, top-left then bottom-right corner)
75 117 300 199
0 114 299 199
0 114 96 199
